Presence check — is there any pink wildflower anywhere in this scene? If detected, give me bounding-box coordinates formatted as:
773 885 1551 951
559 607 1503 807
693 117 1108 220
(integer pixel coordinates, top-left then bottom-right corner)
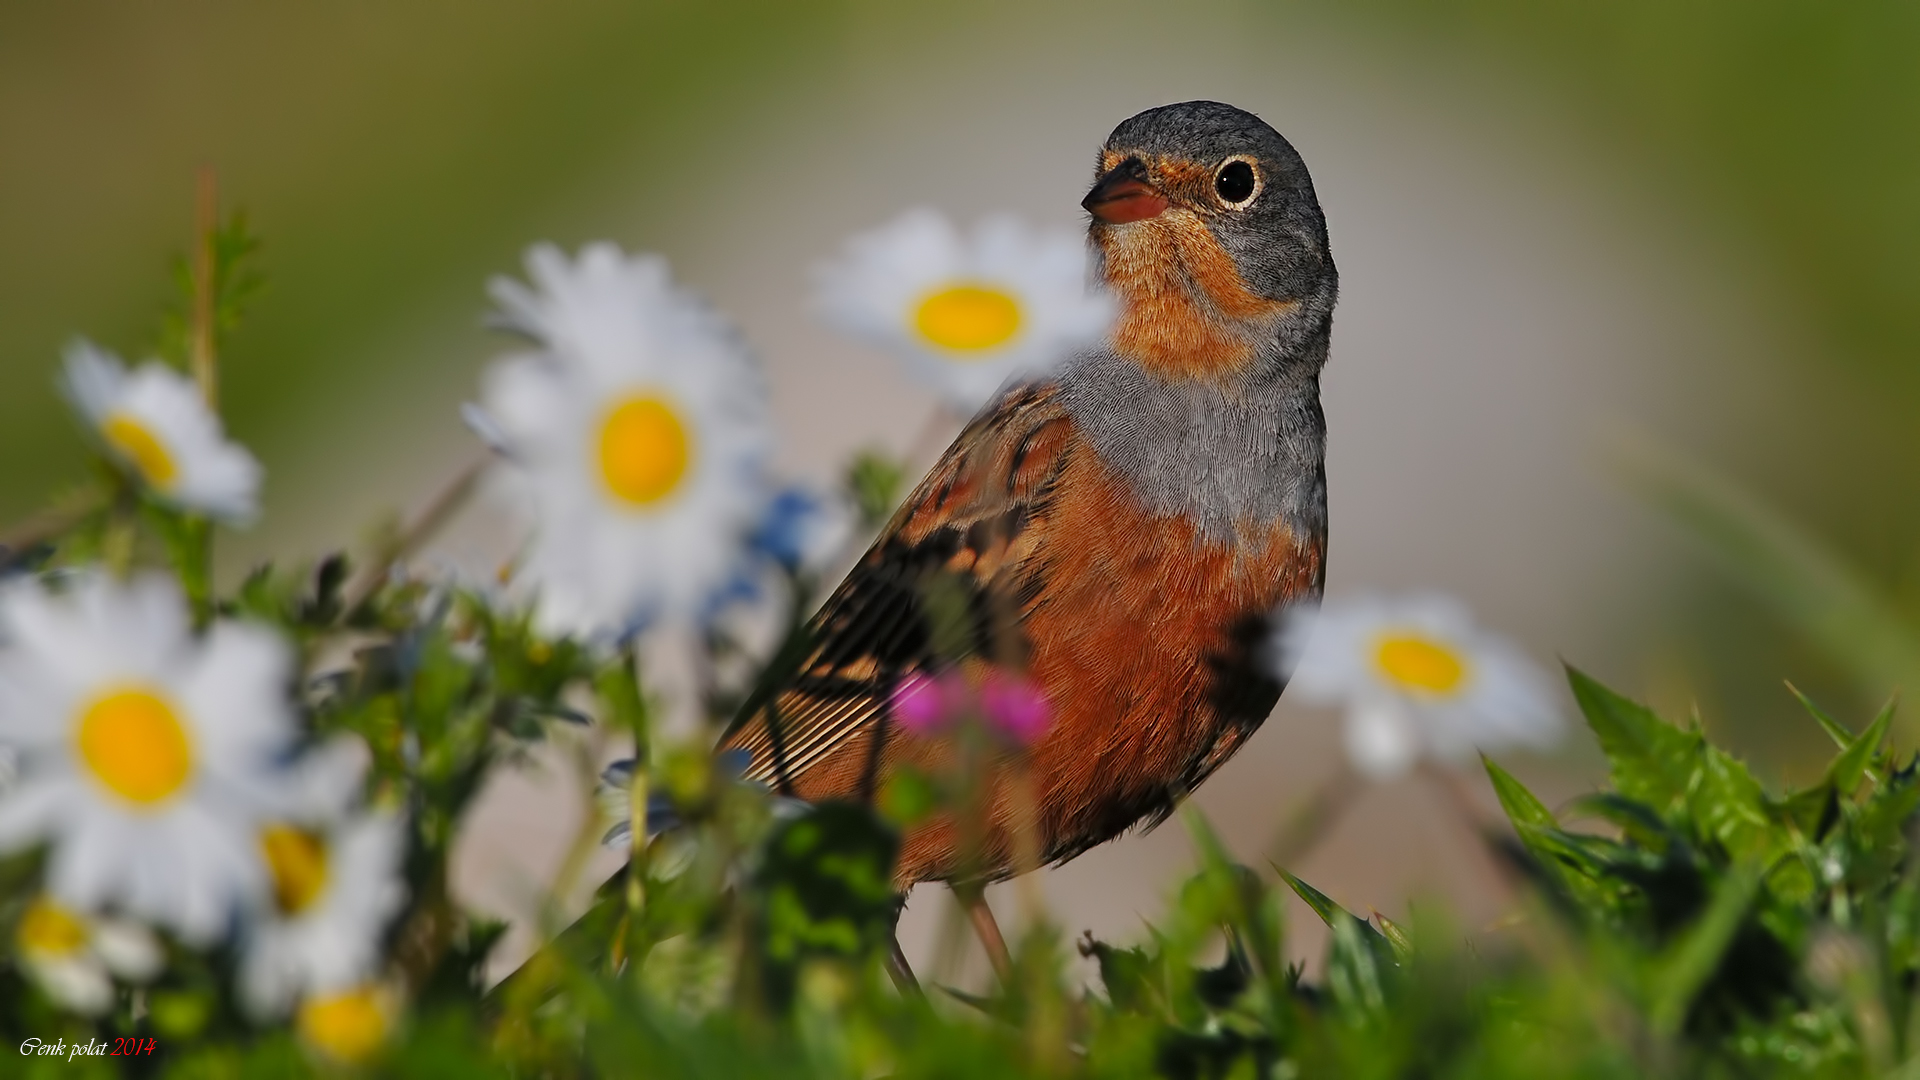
981 673 1052 745
889 672 950 735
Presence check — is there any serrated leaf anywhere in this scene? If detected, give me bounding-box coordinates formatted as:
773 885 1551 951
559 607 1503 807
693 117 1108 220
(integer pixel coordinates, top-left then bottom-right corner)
1567 666 1696 812
1692 747 1775 862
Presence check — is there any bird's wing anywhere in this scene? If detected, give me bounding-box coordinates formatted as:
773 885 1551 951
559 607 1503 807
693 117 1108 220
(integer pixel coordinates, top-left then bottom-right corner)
722 383 1078 793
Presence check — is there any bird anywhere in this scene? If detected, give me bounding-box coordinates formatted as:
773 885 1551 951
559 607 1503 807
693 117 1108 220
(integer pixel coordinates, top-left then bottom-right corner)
719 100 1336 912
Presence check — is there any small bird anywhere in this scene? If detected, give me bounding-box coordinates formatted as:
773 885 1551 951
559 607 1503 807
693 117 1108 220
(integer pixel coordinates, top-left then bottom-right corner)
722 101 1336 895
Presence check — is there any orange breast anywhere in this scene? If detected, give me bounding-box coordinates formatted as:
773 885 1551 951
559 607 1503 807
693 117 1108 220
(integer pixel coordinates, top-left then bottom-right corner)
893 445 1322 883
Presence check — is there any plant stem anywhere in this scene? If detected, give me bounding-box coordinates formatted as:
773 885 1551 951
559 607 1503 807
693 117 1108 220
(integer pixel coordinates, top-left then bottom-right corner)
191 168 219 409
0 488 105 563
340 455 489 618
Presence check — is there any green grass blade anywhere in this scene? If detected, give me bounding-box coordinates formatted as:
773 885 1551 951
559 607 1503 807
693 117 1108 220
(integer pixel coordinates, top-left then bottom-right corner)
1616 437 1920 722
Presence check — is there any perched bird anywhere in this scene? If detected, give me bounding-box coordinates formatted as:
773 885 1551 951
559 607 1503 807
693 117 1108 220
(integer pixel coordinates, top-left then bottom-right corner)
722 100 1336 890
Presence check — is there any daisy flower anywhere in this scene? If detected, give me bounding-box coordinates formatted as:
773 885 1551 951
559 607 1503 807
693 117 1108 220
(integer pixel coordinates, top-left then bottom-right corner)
476 243 771 637
13 894 162 1015
61 340 262 523
297 982 399 1064
239 740 407 1018
815 210 1115 411
0 573 294 942
1274 592 1562 779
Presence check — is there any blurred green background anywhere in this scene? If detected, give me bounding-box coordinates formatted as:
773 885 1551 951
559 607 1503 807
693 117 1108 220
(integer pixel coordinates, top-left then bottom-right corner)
4 1 1919 851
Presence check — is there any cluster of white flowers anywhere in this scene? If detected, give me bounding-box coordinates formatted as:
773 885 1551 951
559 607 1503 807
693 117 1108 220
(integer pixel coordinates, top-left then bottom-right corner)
1274 592 1564 779
0 574 404 1029
471 218 1107 641
0 211 1571 1057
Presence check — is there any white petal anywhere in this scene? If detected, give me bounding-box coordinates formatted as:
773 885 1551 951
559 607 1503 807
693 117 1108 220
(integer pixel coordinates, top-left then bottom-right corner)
91 919 163 981
59 339 127 426
1345 696 1421 779
28 954 113 1015
0 776 68 851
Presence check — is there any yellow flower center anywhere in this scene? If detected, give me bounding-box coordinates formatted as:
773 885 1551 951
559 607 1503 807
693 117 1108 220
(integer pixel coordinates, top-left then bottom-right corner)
1374 632 1468 695
17 897 89 958
596 394 693 507
261 825 331 916
298 986 390 1063
75 687 194 806
913 284 1023 353
101 412 179 489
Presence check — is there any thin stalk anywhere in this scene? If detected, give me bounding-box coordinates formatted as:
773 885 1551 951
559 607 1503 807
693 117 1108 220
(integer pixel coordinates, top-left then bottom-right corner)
339 455 489 618
0 489 105 561
190 169 219 408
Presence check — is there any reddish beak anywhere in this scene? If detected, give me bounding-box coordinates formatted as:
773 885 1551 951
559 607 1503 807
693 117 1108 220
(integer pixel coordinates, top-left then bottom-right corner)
1083 161 1169 224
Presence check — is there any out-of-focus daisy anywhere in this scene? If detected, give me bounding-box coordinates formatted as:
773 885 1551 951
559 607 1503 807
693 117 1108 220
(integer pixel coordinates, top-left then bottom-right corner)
0 573 293 942
239 741 406 1019
297 982 398 1064
1274 593 1561 778
816 210 1115 411
14 894 162 1015
61 340 262 523
477 243 770 637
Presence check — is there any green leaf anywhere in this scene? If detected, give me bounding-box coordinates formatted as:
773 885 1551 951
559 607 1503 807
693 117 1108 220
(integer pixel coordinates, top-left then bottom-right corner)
1786 681 1855 749
1326 914 1389 1019
1372 912 1414 963
1646 863 1762 1035
1692 746 1776 863
1823 695 1895 797
1483 754 1555 831
1273 864 1344 931
1272 864 1396 972
1083 936 1160 1014
1567 666 1696 811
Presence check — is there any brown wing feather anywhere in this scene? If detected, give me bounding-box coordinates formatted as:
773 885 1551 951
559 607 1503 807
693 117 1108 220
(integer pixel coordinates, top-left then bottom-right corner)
721 384 1077 792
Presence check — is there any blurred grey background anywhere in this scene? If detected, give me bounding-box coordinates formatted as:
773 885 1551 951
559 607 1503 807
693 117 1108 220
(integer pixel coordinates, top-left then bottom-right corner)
5 0 1916 979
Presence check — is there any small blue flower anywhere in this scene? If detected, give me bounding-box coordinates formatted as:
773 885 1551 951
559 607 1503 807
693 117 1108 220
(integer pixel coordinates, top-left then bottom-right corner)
751 487 825 571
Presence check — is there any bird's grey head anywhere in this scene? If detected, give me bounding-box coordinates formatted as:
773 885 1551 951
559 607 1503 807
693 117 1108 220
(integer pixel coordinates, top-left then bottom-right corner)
1082 101 1336 370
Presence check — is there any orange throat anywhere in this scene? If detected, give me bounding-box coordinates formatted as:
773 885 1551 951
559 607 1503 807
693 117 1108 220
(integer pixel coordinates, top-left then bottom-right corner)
1097 210 1297 382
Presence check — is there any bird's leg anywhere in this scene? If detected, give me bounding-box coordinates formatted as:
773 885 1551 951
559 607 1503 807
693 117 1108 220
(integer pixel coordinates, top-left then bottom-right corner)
952 882 1012 982
885 934 922 996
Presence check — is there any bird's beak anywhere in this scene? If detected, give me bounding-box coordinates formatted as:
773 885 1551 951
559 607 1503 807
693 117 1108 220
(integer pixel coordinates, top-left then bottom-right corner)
1082 158 1169 224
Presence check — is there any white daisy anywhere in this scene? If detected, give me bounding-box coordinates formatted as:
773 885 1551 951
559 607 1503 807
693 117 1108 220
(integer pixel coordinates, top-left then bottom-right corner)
238 740 406 1018
815 209 1115 410
0 573 294 942
13 894 162 1015
478 242 771 637
1274 592 1562 778
61 340 263 523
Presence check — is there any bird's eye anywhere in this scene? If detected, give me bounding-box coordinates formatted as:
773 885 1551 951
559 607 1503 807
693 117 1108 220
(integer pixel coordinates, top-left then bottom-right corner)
1214 158 1259 206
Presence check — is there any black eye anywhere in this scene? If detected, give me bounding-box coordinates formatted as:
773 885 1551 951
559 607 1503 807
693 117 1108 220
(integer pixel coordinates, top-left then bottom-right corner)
1214 159 1257 205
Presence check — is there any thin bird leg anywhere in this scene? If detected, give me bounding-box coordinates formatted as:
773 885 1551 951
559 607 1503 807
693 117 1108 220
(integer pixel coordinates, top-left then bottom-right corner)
885 934 922 996
952 883 1012 982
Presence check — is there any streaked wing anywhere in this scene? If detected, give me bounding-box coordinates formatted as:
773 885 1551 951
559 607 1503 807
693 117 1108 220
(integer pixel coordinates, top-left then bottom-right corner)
722 384 1077 792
